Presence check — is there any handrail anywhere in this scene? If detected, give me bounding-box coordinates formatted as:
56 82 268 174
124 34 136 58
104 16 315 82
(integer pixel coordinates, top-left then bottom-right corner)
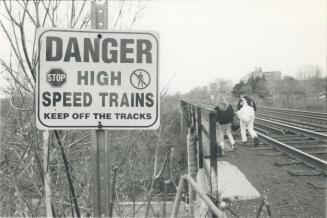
180 100 220 217
170 175 225 218
182 99 217 112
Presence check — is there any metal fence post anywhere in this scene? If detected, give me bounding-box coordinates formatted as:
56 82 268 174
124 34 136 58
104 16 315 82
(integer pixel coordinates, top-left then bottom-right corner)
196 107 204 169
209 112 218 217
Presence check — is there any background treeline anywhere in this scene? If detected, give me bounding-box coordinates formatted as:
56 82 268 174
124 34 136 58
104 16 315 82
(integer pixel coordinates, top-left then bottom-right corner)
185 65 326 111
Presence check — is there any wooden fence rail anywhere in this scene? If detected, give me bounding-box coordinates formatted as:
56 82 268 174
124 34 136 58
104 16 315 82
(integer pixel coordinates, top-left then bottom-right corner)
180 99 222 217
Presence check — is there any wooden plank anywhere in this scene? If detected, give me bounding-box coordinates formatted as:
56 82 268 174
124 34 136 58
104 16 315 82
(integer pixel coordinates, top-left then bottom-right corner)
252 146 274 150
196 107 203 169
305 150 327 154
260 152 284 156
278 140 319 145
287 170 322 176
291 145 327 149
307 181 327 189
274 160 303 166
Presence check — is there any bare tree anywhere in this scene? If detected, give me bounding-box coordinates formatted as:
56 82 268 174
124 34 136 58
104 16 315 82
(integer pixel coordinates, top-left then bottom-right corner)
0 0 152 216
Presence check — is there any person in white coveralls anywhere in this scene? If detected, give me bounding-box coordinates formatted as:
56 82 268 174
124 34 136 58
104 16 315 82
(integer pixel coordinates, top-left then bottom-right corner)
236 95 259 147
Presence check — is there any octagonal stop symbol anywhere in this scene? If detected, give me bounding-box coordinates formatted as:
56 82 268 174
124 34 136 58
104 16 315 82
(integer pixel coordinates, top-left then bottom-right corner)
47 68 66 87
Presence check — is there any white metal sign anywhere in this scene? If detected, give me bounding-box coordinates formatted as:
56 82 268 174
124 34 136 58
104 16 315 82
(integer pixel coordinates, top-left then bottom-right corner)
36 28 159 129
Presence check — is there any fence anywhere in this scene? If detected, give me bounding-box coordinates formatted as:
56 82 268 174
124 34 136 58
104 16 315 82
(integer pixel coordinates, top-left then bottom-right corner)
178 100 272 218
170 175 224 218
178 99 223 217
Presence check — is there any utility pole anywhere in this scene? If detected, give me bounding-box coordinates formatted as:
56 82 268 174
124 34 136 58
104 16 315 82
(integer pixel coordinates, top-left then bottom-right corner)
90 0 110 217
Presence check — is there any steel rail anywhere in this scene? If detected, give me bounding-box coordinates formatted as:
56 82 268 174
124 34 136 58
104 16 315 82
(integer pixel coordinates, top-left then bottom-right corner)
256 117 327 143
257 132 327 174
258 110 327 124
258 107 327 118
256 113 327 131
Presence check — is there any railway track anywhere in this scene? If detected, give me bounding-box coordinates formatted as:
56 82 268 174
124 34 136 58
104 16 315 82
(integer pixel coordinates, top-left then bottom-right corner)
257 107 327 128
258 107 327 118
185 100 327 174
255 108 327 174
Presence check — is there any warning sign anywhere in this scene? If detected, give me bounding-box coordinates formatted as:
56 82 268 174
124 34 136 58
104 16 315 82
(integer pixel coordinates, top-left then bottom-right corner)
36 28 159 129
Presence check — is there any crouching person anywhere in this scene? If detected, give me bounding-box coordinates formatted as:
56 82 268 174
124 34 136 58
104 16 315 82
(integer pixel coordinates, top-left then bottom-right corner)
236 95 259 147
215 93 236 155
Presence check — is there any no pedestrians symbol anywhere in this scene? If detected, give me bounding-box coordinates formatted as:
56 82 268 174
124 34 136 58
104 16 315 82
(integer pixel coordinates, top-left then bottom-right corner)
130 69 151 90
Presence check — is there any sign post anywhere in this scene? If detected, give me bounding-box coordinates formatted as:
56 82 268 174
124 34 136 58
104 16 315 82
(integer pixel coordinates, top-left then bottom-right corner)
91 1 109 217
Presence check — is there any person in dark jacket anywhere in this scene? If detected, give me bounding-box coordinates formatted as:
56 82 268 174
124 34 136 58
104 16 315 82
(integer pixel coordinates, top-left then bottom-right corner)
214 93 235 155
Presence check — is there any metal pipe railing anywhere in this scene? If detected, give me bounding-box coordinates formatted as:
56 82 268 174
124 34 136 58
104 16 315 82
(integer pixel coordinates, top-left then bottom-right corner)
170 175 225 218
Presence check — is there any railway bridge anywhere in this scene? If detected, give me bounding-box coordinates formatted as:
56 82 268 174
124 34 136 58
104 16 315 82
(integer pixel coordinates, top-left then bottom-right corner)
170 100 327 218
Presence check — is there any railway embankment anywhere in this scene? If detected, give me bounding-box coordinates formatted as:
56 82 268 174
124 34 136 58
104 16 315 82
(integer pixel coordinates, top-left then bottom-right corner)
220 132 326 218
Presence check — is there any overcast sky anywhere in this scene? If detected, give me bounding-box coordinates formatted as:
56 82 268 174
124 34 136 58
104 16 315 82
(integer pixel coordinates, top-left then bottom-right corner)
0 0 326 95
133 0 326 94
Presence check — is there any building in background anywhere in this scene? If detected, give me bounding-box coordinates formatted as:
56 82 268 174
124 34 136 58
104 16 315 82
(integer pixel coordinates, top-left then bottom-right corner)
242 67 282 82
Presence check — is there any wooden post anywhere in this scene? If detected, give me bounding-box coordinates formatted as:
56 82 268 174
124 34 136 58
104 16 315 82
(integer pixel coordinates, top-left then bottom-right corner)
91 1 110 217
191 105 196 129
180 101 188 147
187 127 197 214
209 112 218 217
43 130 52 217
196 107 203 169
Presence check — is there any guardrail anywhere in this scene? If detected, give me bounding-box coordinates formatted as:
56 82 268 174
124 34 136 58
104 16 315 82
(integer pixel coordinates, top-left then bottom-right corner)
170 175 224 218
180 99 222 217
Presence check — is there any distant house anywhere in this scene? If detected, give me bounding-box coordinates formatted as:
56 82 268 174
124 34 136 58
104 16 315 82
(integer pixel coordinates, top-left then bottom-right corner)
242 67 282 82
240 67 282 99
